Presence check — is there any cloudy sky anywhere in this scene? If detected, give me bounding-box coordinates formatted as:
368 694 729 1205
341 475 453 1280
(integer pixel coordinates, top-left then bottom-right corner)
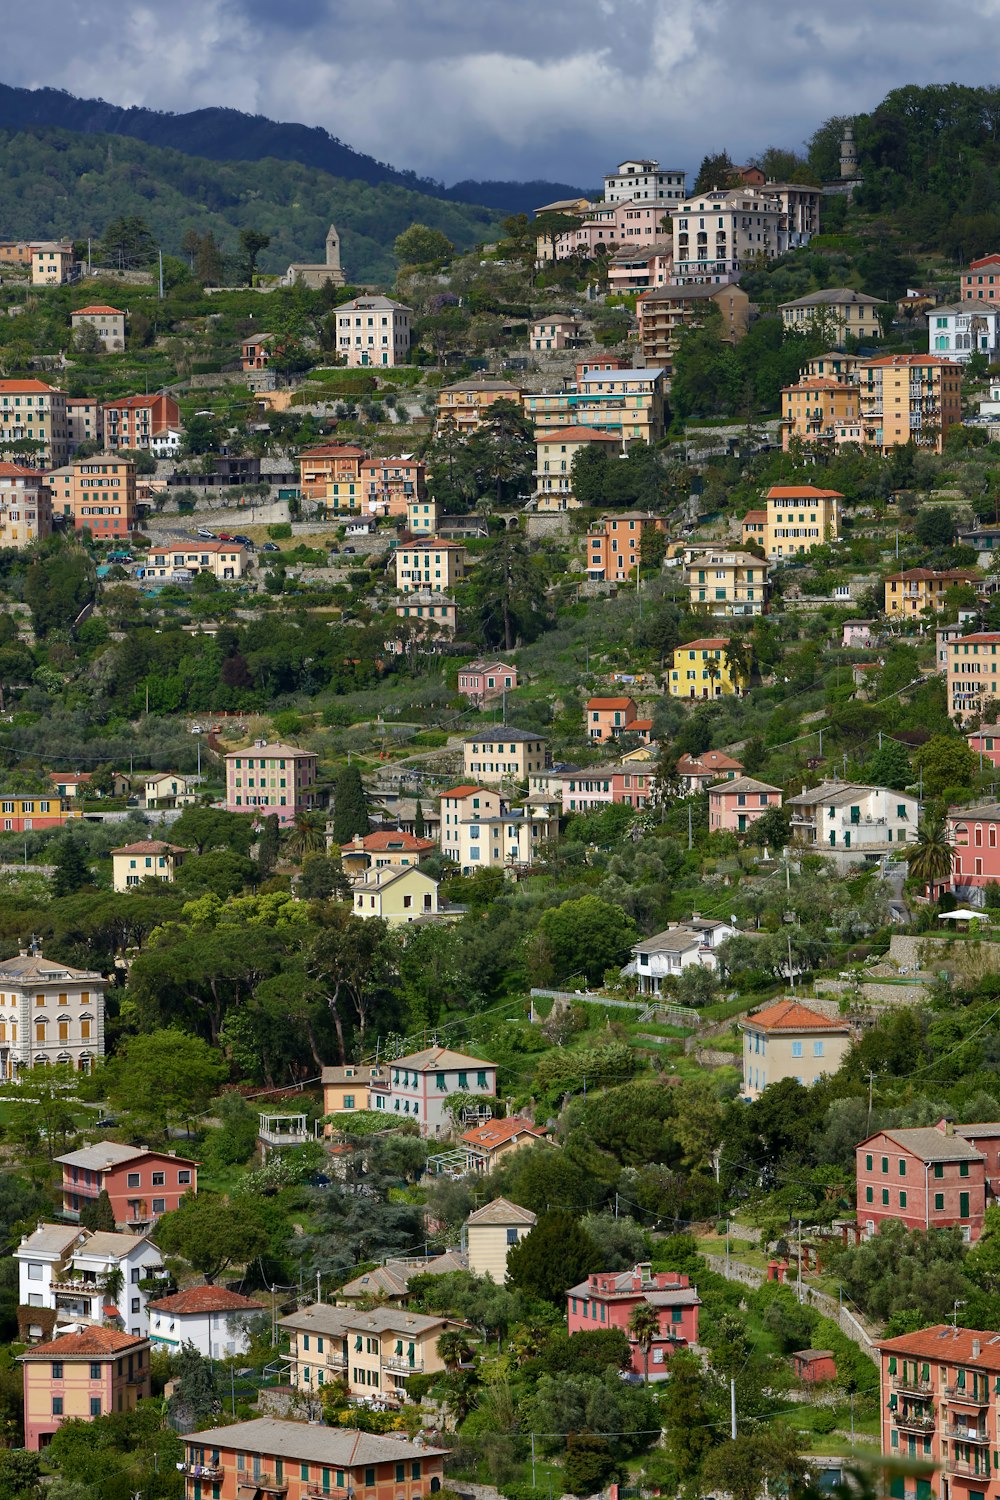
5 0 1000 185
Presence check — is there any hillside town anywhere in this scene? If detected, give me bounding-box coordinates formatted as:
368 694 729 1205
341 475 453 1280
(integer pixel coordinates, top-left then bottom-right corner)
8 77 1000 1500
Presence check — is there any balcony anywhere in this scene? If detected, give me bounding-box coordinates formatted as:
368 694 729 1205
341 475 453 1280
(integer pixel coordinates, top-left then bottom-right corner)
236 1474 288 1494
383 1356 424 1375
945 1383 990 1405
326 1349 348 1369
894 1375 934 1399
947 1426 990 1444
946 1457 992 1480
181 1463 224 1481
894 1410 936 1434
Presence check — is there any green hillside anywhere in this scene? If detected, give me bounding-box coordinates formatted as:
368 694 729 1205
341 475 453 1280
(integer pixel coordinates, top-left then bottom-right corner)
0 126 501 284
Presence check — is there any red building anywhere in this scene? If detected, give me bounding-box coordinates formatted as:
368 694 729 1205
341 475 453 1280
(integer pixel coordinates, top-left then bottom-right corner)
856 1121 995 1243
967 727 1000 770
56 1141 198 1230
102 393 181 452
792 1348 836 1383
948 804 1000 890
457 661 518 705
878 1324 1000 1500
566 1265 700 1378
963 252 1000 305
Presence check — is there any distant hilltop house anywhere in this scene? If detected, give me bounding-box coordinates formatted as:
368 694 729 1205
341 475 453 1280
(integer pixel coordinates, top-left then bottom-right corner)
71 304 126 352
280 224 346 289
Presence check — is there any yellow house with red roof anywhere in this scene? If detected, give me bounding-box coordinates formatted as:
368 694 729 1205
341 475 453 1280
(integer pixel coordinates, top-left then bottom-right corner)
668 638 746 699
742 485 841 560
534 425 621 511
740 1000 852 1100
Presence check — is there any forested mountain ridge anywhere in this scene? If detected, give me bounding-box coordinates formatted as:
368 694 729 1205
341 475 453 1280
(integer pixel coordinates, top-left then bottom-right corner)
0 80 588 215
0 125 501 284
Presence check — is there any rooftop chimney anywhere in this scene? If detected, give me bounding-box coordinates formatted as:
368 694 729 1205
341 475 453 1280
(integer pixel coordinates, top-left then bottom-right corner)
973 1339 981 1359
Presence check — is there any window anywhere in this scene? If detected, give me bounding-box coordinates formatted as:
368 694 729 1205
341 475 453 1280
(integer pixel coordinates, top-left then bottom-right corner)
178 1171 191 1185
52 1397 63 1415
899 1159 906 1177
507 1227 518 1246
960 1162 970 1178
865 1154 873 1170
90 1397 101 1417
365 1470 376 1488
934 1163 944 1179
934 1192 945 1211
865 1186 873 1203
900 1192 907 1208
152 1198 165 1215
131 1298 140 1313
52 1361 63 1379
882 1189 889 1205
396 1465 405 1483
152 1172 165 1187
791 1041 803 1058
127 1172 141 1188
813 1041 824 1057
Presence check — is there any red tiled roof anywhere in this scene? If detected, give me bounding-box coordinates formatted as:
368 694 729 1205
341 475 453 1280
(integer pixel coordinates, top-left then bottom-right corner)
111 840 188 855
677 750 743 773
299 444 367 459
21 1327 145 1358
679 638 731 650
49 772 91 784
878 1325 1000 1369
462 1117 549 1150
440 785 487 799
0 461 44 478
886 568 979 582
146 1286 265 1315
632 719 653 731
766 485 843 499
73 304 124 316
345 832 436 853
587 697 636 710
742 509 767 522
743 1000 850 1033
0 379 57 393
538 426 622 444
864 354 958 367
103 395 164 410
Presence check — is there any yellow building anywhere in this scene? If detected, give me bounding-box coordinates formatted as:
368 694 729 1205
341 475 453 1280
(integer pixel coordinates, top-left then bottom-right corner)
750 485 841 560
321 1063 387 1117
781 378 859 449
19 1328 150 1450
31 243 74 286
111 839 189 893
857 355 962 452
0 463 51 547
436 380 522 435
143 541 247 581
279 1303 456 1405
352 866 440 925
466 1197 537 1282
884 567 980 620
0 380 69 469
668 637 746 699
686 548 770 617
802 352 861 382
779 288 883 341
395 539 466 594
534 425 621 511
741 999 852 1102
407 497 439 535
463 728 548 785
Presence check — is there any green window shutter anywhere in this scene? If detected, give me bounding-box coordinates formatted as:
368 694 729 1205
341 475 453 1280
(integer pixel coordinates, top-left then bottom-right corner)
888 1357 897 1374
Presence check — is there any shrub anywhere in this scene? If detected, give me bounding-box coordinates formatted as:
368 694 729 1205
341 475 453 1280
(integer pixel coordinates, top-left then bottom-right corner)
813 1408 837 1434
268 522 293 540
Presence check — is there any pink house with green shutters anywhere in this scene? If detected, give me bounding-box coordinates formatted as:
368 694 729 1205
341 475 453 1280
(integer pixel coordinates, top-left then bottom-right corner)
566 1266 700 1378
224 739 319 826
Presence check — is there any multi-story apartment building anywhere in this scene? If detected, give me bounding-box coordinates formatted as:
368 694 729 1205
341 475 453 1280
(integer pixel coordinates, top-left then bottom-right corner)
962 251 1000 304
463 728 548 784
885 567 981 620
407 497 438 535
571 366 667 443
607 240 674 294
20 1328 150 1450
335 295 411 368
111 839 189 893
102 393 181 452
668 638 746 698
779 288 882 341
361 456 425 517
143 540 246 580
440 785 505 862
538 199 681 263
148 1285 265 1358
70 305 126 352
686 548 771 616
709 777 783 835
785 780 919 868
322 1045 497 1136
530 316 580 351
0 380 69 468
445 803 559 875
436 380 522 434
741 1001 852 1101
567 1267 700 1377
586 512 667 581
224 739 319 825
857 1122 995 1241
393 591 457 639
930 301 1000 362
65 397 104 454
0 795 82 835
177 1419 446 1500
0 462 51 547
536 426 620 513
636 280 749 365
948 632 1000 720
395 539 466 594
560 764 658 813
781 376 860 449
280 1303 456 1403
298 444 366 513
603 159 687 203
768 183 822 244
857 354 962 452
948 803 1000 893
54 456 137 539
670 188 789 284
745 484 842 560
31 242 75 286
586 696 644 742
803 351 862 382
56 1142 198 1228
0 949 104 1079
15 1224 165 1340
878 1324 1000 1500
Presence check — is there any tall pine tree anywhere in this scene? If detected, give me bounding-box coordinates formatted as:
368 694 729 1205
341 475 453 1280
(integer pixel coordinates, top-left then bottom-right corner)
331 764 370 844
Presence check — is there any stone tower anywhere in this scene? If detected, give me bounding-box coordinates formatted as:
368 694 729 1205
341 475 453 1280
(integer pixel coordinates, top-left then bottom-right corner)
325 224 341 273
839 124 859 180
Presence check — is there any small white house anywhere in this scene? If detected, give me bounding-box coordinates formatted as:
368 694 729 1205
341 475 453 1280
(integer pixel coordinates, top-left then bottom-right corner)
150 428 184 458
930 301 1000 363
16 1223 166 1340
146 1285 266 1358
622 918 737 996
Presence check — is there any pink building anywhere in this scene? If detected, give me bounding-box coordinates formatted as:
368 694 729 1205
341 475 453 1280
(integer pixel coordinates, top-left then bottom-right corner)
224 739 319 826
586 696 639 743
607 240 673 293
56 1142 198 1230
967 727 1000 769
948 804 1000 890
708 776 782 834
566 1265 700 1378
19 1327 150 1450
676 750 743 793
856 1121 993 1243
458 661 518 705
575 355 627 380
544 201 678 262
562 766 657 813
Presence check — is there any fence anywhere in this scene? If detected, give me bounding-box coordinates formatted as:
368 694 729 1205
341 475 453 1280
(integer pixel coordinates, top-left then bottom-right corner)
528 989 701 1027
702 1254 880 1364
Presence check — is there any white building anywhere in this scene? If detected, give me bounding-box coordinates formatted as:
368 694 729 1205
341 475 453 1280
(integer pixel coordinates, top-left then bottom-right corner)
786 780 920 868
623 918 737 996
368 1046 497 1139
146 1285 265 1359
604 160 687 204
670 188 790 285
930 301 1000 363
150 428 183 458
335 295 411 368
466 1197 536 1282
0 950 104 1078
16 1224 166 1340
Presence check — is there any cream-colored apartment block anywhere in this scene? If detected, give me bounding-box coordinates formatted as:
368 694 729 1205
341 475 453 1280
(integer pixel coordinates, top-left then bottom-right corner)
466 1197 537 1281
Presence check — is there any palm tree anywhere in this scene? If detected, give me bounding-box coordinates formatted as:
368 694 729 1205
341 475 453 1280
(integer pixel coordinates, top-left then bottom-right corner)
629 1302 661 1384
437 1330 474 1372
905 812 954 899
284 812 326 863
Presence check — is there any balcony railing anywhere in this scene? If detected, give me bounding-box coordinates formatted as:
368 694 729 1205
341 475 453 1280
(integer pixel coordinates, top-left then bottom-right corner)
944 1383 990 1404
946 1457 992 1480
383 1356 424 1375
326 1349 348 1369
181 1463 224 1481
892 1375 933 1398
947 1425 990 1444
237 1474 288 1493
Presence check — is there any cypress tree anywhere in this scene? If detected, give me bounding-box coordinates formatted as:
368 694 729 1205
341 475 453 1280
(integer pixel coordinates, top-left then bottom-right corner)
331 764 370 844
414 799 425 838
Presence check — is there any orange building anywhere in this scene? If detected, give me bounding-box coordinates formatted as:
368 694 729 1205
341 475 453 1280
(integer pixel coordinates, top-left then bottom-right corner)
780 377 859 449
360 456 426 517
178 1419 447 1500
102 393 181 453
297 444 366 513
435 380 522 434
963 252 1000 305
585 696 652 743
19 1327 150 1450
0 242 37 266
587 512 667 583
857 354 962 452
51 457 137 539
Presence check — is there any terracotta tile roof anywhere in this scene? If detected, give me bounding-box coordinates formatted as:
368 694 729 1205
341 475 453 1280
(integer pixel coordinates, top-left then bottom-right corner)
103 395 163 410
742 509 767 522
878 1324 1000 1367
678 638 731 650
766 485 843 499
0 461 44 478
466 1196 537 1227
676 750 743 774
147 1285 265 1315
865 354 959 367
586 697 636 710
742 1000 850 1034
0 379 57 393
462 1118 549 1151
887 568 979 583
21 1327 146 1358
538 426 622 443
299 444 367 459
343 832 435 854
111 840 189 856
72 304 124 316
440 785 490 799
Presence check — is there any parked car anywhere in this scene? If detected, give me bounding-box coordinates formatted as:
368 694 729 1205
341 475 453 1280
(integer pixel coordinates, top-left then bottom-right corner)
233 534 254 549
197 527 215 539
217 532 234 542
262 541 281 553
343 545 356 554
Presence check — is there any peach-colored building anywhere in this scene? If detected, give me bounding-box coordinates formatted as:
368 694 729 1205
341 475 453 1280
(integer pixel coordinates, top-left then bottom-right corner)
102 393 181 453
53 457 136 540
531 317 580 351
963 252 1000 305
781 377 860 449
224 738 319 825
586 696 652 744
19 1327 150 1450
607 240 673 293
708 775 782 834
31 243 74 286
857 354 962 453
587 512 667 582
538 199 679 263
395 539 466 594
0 242 37 266
534 424 621 511
0 462 51 548
241 333 274 370
298 444 366 513
637 281 750 365
335 296 411 368
436 380 522 434
361 456 426 516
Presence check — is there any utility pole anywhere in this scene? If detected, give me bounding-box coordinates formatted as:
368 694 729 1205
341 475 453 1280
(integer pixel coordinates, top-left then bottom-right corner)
730 1376 737 1439
797 1218 803 1303
866 1069 876 1132
726 1217 730 1278
531 1434 536 1488
158 249 164 300
787 930 795 990
687 804 692 850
